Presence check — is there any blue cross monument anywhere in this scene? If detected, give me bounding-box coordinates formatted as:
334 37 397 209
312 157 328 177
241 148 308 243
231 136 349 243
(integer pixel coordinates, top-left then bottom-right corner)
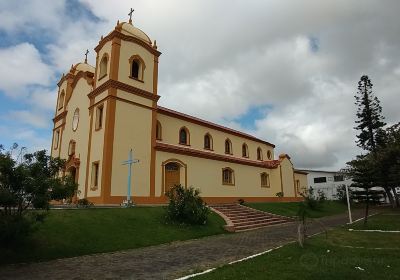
122 149 139 205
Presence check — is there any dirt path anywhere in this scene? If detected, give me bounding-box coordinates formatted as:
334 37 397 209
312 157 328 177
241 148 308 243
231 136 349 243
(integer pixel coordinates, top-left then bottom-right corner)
0 209 371 280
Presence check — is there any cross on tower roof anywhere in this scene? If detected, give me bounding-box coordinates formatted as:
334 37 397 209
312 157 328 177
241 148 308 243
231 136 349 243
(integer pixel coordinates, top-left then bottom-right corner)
84 49 89 63
128 8 134 24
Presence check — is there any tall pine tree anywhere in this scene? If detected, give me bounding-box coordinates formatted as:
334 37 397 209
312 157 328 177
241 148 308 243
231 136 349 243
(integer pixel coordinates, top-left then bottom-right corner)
355 75 386 153
353 75 387 223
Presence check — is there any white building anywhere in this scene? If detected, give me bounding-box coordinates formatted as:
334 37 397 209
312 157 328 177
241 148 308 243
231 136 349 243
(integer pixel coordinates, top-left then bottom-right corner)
296 170 352 200
298 169 390 203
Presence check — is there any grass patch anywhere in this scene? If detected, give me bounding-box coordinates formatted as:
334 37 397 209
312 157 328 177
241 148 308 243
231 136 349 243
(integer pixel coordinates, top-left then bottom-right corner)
246 201 349 218
194 213 400 280
348 210 400 231
0 207 226 265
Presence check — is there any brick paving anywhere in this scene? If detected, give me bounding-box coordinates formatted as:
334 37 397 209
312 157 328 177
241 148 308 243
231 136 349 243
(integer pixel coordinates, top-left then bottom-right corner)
0 209 371 280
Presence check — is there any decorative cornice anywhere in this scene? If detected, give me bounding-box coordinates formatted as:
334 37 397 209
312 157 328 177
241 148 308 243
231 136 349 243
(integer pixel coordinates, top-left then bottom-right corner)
53 110 68 123
57 73 74 87
157 106 276 148
95 30 162 57
155 142 280 169
71 71 94 89
88 79 160 102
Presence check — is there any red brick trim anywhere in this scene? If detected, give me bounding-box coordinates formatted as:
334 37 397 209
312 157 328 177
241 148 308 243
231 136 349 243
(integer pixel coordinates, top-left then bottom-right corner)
155 142 280 169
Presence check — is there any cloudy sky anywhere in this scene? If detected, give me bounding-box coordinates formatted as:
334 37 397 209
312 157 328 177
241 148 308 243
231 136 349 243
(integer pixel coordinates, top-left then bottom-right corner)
0 0 399 170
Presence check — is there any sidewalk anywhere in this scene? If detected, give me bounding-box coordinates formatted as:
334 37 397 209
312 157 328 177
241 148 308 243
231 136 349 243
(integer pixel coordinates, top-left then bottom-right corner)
0 210 370 280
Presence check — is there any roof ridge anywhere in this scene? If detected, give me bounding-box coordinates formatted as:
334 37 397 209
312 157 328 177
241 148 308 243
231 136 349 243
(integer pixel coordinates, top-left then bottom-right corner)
157 106 275 147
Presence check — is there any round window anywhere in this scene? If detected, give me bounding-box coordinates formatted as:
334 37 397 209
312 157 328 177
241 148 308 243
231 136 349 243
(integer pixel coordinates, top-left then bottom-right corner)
72 108 79 131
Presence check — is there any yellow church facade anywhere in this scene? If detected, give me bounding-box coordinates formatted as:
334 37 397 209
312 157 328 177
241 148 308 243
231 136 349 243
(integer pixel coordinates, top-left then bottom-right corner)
50 20 307 205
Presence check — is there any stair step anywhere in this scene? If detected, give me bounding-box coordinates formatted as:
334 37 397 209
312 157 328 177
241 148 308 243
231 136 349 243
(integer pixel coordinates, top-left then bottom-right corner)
235 220 289 231
230 216 282 223
233 218 284 227
225 213 271 219
210 204 292 233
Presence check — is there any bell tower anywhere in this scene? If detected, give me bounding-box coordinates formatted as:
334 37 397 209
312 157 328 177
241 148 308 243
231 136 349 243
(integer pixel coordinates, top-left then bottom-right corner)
85 13 161 204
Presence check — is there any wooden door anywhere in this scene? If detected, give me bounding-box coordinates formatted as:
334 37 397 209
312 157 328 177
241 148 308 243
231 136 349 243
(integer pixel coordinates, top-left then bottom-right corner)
165 162 180 193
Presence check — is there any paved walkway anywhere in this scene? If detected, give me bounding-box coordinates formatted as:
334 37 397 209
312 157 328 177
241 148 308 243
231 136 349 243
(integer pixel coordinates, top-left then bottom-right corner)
0 210 371 280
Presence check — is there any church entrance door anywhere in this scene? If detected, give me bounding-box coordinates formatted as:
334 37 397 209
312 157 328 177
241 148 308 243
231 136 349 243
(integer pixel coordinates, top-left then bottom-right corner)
165 162 180 193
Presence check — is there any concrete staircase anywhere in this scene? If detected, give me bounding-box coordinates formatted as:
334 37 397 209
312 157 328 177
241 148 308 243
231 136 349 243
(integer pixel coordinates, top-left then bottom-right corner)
210 203 293 232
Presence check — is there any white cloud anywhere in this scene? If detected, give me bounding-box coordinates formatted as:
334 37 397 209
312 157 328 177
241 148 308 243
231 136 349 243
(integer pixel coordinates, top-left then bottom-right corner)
0 125 51 153
0 1 65 33
7 110 50 129
1 0 400 171
0 43 53 95
29 87 58 111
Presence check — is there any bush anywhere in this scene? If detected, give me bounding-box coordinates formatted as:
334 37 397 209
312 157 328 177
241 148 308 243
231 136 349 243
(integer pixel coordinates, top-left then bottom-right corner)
303 187 322 210
334 184 353 204
317 189 327 203
0 213 44 246
76 198 94 208
165 184 209 225
276 192 284 198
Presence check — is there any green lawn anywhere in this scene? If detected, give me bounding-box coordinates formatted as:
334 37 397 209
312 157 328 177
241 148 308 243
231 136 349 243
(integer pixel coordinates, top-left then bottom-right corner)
0 207 226 265
348 210 400 231
194 211 400 280
246 201 349 218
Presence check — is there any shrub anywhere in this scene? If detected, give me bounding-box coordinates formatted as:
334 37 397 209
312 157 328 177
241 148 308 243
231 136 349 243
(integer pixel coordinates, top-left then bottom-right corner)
165 184 209 225
317 189 327 203
303 187 321 210
0 212 45 246
76 198 94 208
334 184 353 204
276 192 284 198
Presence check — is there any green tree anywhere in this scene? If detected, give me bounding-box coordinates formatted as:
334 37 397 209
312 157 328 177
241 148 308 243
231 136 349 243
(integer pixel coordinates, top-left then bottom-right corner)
0 145 78 244
351 75 387 223
374 123 400 207
355 75 386 152
344 154 377 223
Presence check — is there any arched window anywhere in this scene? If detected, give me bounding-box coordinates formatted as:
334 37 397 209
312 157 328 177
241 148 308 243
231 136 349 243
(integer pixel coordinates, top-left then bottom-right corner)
204 133 213 150
261 172 270 188
257 147 263 160
58 90 65 110
179 127 189 145
131 60 139 78
242 143 248 158
222 167 234 185
156 121 162 140
225 139 232 154
99 54 108 78
68 140 76 157
267 150 272 160
129 55 146 81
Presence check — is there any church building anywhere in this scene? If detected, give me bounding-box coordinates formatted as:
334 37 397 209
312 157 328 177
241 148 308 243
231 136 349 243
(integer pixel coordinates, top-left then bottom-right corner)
51 17 307 205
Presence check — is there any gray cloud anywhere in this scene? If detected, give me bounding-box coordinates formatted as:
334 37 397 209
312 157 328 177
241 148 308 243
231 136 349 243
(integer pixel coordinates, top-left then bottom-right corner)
2 0 400 170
